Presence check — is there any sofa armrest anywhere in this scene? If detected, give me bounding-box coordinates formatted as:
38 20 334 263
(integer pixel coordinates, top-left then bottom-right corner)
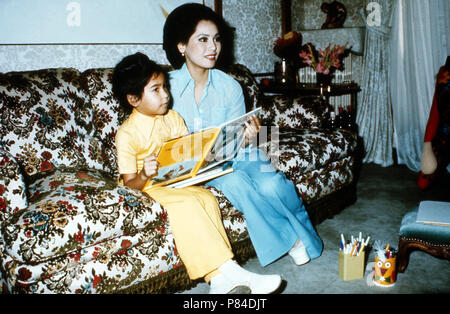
0 149 28 222
260 95 330 129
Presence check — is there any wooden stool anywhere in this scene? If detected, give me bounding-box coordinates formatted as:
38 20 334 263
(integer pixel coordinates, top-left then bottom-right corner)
398 209 450 273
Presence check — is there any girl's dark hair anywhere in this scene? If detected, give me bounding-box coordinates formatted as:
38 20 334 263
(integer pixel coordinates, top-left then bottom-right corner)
112 52 166 114
162 3 234 70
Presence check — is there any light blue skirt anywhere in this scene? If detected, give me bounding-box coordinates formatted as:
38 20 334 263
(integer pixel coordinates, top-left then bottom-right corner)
207 148 323 266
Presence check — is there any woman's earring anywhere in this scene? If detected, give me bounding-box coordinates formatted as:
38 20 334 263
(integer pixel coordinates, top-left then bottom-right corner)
181 52 185 57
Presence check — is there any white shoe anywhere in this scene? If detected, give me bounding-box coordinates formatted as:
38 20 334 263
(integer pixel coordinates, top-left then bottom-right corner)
215 260 282 294
288 239 310 266
209 273 251 294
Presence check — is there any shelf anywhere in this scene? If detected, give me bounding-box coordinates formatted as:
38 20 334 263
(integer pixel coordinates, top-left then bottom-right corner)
260 81 361 97
300 27 365 55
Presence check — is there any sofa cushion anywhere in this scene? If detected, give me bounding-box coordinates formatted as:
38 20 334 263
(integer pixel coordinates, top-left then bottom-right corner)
295 156 355 202
259 128 357 201
1 236 177 293
0 170 250 293
0 69 95 180
81 68 125 178
1 222 181 293
261 95 330 129
1 168 167 264
0 150 28 223
226 64 263 112
261 128 357 173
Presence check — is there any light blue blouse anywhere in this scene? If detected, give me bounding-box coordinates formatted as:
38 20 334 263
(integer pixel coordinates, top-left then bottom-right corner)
168 63 323 267
169 63 245 132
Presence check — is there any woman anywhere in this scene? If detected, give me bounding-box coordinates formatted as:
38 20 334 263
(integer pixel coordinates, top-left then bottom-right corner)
163 3 323 267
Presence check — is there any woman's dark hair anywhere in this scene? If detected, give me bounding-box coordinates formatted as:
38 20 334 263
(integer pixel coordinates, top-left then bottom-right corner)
163 3 234 70
112 52 167 114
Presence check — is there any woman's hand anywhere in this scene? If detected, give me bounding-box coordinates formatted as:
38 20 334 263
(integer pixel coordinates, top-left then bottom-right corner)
243 115 261 147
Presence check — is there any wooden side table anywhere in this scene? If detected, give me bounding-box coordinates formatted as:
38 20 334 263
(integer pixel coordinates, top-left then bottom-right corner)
259 80 361 113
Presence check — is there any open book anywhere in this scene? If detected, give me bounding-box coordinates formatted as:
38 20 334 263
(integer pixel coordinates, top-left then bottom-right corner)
148 107 262 189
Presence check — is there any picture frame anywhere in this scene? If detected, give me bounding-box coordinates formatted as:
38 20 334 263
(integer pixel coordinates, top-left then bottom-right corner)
0 0 222 45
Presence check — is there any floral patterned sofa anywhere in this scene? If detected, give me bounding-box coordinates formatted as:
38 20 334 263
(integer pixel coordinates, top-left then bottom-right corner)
0 63 359 294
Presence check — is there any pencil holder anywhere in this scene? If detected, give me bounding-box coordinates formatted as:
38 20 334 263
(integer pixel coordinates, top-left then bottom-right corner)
373 255 396 287
338 250 365 281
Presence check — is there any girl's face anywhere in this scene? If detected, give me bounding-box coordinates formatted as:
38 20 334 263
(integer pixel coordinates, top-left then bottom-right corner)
127 72 169 116
177 20 222 71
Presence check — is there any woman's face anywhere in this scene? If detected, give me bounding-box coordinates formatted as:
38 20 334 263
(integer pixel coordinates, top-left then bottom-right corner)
178 20 222 71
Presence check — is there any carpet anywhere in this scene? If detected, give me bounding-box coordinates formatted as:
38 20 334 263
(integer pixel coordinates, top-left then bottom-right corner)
180 163 450 294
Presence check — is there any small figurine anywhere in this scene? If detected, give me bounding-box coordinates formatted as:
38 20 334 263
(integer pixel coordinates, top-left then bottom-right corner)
321 1 347 29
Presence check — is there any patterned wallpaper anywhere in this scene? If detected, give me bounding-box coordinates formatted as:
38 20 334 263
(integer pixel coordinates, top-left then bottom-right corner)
0 44 168 72
222 0 364 85
0 0 365 79
222 0 282 74
292 0 365 30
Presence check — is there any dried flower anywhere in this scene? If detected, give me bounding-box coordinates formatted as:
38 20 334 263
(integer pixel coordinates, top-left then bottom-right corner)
273 31 303 60
299 42 350 74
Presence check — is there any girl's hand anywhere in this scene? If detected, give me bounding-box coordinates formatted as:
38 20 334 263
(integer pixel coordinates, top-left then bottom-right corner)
140 155 159 180
122 155 159 190
243 115 261 145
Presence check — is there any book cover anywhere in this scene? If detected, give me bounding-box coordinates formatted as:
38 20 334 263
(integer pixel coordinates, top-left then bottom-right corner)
416 201 450 226
147 107 262 189
150 126 221 188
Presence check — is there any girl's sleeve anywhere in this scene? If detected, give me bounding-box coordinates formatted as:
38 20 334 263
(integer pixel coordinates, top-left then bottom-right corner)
171 111 190 138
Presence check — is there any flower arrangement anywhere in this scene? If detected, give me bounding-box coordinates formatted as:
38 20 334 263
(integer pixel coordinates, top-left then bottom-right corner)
273 31 303 61
299 42 350 75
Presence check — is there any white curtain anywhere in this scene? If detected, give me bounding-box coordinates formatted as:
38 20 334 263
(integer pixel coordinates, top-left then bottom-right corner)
357 0 395 167
390 0 450 172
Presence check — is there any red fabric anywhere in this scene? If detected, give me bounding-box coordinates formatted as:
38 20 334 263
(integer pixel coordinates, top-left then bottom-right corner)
424 93 439 142
424 66 448 142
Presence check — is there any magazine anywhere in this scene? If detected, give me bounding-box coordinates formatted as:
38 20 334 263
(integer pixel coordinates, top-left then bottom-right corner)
416 200 450 226
148 107 262 189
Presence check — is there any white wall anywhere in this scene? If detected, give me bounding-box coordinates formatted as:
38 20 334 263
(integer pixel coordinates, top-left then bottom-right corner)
0 0 214 72
0 0 365 75
0 0 280 73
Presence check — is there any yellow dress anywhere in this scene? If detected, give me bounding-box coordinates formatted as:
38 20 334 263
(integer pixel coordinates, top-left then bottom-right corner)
116 109 233 280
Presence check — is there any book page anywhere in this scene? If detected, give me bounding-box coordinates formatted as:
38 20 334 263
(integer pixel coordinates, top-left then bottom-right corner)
167 163 234 188
198 107 262 174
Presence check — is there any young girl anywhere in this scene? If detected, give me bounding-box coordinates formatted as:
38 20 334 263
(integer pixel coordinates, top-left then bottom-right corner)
163 3 323 267
112 52 281 294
